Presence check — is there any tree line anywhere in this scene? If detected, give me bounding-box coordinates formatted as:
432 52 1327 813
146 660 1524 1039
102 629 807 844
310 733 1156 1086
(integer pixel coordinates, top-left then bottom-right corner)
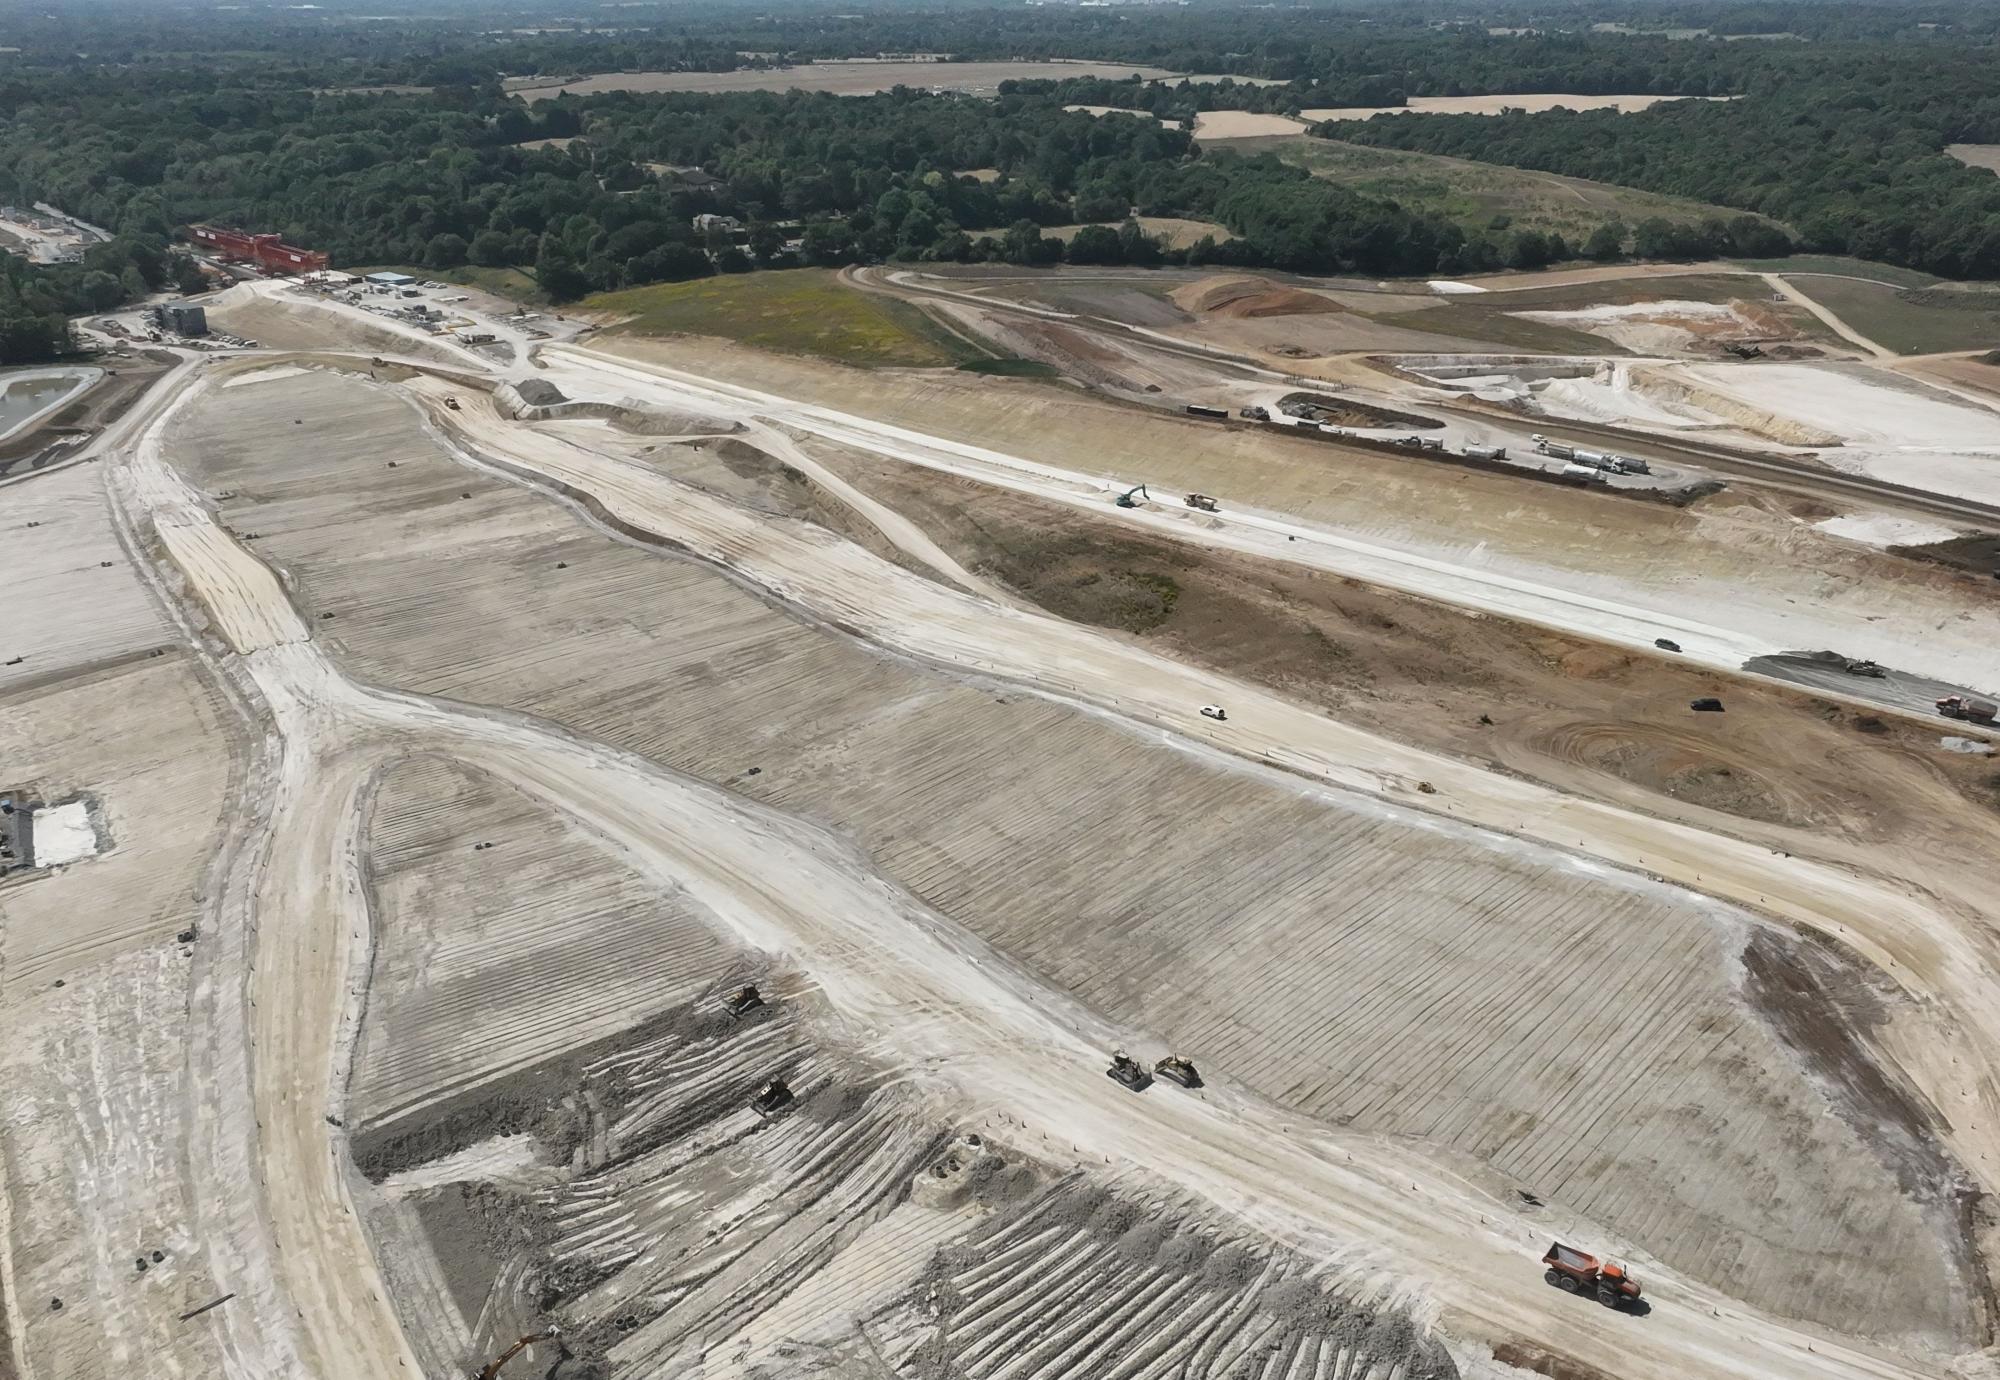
7 0 2000 361
1327 44 2000 278
0 238 201 365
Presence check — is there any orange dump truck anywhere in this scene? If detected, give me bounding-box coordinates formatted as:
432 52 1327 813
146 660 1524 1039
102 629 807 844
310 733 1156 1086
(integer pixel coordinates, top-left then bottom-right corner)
1542 1241 1643 1309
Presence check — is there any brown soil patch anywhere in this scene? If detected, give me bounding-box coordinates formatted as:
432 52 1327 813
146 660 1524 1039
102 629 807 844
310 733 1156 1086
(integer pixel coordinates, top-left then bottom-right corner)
817 449 2000 882
1890 533 2000 579
1174 275 1346 319
1491 1342 1622 1380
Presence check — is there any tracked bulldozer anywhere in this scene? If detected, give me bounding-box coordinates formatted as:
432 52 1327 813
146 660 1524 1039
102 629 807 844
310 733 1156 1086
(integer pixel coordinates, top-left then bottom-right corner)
1154 1055 1202 1088
723 984 765 1019
1106 1051 1153 1092
751 1077 794 1117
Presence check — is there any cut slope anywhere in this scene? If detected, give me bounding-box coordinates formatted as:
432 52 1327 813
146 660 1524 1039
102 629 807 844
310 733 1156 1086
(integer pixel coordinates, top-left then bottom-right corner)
352 756 741 1126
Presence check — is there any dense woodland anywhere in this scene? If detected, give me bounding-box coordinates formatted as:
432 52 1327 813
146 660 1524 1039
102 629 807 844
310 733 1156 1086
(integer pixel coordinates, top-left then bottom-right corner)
0 0 1997 360
1323 46 2000 277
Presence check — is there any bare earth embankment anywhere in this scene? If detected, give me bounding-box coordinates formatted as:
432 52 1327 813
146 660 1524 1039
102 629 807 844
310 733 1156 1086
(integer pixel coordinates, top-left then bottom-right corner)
151 365 1997 1363
12 269 2000 1380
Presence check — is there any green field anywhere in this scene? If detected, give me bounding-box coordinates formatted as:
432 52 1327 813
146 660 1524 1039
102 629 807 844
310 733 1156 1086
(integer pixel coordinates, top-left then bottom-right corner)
1247 136 1786 243
585 270 980 367
1729 256 1938 288
1781 276 2000 355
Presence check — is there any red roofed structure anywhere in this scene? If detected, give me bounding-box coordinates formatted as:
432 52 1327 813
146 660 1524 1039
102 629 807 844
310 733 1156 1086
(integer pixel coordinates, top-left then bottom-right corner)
188 224 330 273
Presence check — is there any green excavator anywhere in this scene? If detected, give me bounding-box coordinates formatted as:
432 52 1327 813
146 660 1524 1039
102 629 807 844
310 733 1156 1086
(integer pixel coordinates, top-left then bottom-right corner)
1115 484 1149 508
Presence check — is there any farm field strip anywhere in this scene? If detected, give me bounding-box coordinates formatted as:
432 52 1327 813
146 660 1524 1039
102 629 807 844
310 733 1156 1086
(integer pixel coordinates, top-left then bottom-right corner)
515 60 1180 100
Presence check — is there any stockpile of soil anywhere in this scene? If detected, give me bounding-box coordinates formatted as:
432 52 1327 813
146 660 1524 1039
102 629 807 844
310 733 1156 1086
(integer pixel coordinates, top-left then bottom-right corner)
1175 275 1346 319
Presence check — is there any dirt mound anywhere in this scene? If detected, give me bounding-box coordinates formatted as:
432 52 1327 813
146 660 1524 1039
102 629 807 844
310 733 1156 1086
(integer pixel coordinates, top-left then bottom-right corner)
1525 718 1821 827
1173 275 1346 319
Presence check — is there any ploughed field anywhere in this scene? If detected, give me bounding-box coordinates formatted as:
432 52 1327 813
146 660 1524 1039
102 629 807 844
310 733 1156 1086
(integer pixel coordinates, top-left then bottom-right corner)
158 366 1985 1348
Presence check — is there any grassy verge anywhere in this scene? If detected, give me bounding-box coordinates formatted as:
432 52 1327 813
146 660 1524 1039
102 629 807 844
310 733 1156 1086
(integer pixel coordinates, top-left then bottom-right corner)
1729 256 1938 288
1781 276 2000 355
1249 136 1782 242
583 269 982 368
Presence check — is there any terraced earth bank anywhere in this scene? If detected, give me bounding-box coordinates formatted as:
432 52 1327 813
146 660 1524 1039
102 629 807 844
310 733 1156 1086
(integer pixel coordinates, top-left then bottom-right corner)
160 364 1987 1359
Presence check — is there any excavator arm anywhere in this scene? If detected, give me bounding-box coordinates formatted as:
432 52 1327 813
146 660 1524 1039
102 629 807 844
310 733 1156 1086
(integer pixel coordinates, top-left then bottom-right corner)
474 1330 554 1380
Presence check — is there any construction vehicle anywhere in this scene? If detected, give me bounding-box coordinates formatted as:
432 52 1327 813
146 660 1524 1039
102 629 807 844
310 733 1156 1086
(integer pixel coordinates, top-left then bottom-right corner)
751 1078 794 1117
1541 1242 1642 1310
1185 493 1219 512
1534 434 1647 474
473 1328 558 1380
1840 657 1886 678
1115 484 1150 508
1107 1050 1153 1092
723 984 764 1019
1460 444 1508 461
1724 342 1765 360
1238 405 1270 421
1154 1055 1202 1088
1938 694 1998 724
443 396 461 411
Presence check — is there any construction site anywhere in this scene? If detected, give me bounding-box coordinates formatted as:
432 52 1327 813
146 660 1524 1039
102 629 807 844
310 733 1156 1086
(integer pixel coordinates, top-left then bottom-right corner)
4 256 2000 1380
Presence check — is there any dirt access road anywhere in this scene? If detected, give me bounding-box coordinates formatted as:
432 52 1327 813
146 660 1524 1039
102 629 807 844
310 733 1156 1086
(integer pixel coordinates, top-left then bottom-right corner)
542 341 2000 711
853 266 2000 531
113 364 1955 1380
